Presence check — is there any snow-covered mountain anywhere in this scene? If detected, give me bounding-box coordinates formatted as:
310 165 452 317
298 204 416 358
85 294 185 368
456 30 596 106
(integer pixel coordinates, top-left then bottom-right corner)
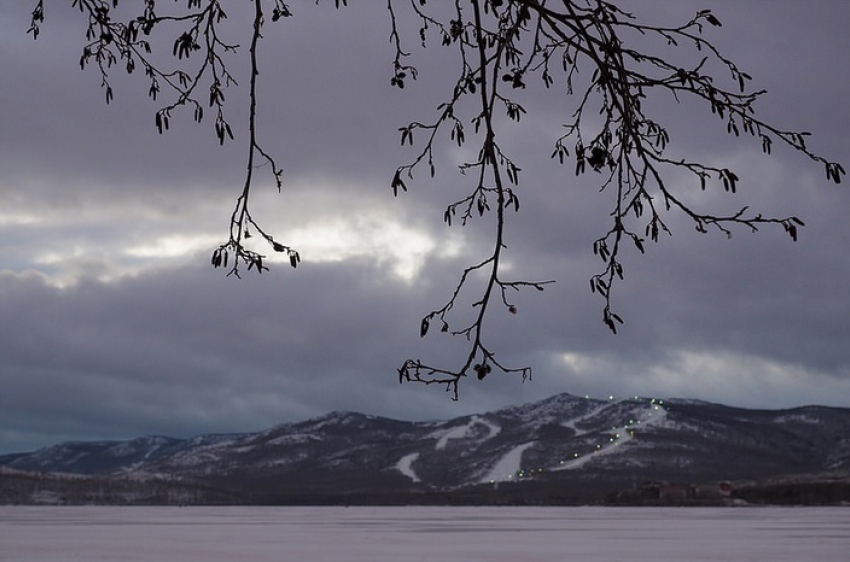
0 433 249 475
3 393 849 504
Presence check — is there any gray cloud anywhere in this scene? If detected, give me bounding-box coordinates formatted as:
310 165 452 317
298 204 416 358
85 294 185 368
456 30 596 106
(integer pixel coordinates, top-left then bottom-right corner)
1 1 849 453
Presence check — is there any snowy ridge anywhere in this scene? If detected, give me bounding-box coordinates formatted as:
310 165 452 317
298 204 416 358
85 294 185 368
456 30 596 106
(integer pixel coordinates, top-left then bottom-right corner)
266 433 323 446
553 399 668 471
3 392 849 500
432 415 501 450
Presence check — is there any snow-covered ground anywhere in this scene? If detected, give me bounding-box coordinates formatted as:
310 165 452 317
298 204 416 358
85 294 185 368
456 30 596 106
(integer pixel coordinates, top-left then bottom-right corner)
479 441 535 483
432 415 501 450
1 505 847 561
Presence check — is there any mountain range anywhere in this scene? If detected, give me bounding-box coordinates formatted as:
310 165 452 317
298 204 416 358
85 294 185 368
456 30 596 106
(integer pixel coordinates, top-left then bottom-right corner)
2 393 849 505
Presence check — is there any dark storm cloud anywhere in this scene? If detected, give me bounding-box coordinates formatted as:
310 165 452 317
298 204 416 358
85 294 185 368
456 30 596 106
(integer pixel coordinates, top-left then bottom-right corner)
1 1 849 453
0 253 556 451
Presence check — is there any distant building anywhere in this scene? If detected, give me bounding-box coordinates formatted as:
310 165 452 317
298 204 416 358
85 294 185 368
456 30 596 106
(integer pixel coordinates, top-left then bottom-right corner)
639 480 733 503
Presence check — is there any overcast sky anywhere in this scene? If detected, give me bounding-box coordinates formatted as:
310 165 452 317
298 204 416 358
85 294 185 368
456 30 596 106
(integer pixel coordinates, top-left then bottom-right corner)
2 1 849 454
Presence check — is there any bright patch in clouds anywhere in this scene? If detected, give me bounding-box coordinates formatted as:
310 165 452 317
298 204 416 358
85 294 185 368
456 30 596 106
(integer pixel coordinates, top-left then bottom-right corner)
288 215 463 282
0 212 41 226
20 235 221 287
125 234 220 259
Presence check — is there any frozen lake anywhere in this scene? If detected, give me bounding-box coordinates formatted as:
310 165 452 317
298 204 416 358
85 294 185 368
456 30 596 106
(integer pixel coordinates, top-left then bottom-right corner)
1 505 848 561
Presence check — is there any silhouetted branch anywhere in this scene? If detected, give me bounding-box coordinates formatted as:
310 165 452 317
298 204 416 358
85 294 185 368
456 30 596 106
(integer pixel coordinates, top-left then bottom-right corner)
387 0 844 395
29 1 846 399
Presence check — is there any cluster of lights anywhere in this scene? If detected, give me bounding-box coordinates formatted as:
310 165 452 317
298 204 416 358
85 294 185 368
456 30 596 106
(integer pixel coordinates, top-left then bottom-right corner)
486 396 670 485
555 396 668 468
492 466 547 483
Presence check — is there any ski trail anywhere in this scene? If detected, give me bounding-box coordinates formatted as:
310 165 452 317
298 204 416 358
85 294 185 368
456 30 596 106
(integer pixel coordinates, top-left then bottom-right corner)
553 401 668 471
480 442 536 483
560 403 609 436
434 416 501 451
395 452 420 482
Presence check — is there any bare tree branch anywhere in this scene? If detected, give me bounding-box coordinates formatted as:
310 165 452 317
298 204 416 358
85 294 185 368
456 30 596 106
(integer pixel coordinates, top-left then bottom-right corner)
28 0 846 400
